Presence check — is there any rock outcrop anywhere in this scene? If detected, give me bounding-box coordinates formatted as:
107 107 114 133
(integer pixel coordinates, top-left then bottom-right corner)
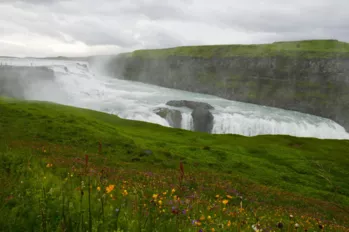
166 100 214 110
154 107 182 128
191 106 214 133
164 100 215 133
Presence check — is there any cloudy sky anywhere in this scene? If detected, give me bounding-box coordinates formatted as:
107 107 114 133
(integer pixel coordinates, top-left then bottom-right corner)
0 0 348 57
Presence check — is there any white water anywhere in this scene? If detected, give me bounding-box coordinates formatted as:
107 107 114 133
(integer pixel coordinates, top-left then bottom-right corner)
1 57 348 139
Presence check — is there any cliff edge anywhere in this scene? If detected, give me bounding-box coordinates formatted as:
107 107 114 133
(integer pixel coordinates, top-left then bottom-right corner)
96 40 349 132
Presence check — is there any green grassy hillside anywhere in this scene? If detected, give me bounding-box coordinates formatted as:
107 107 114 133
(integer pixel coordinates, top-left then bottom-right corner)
1 97 349 231
126 39 349 58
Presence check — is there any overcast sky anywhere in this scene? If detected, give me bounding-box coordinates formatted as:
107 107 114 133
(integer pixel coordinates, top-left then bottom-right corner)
0 0 348 57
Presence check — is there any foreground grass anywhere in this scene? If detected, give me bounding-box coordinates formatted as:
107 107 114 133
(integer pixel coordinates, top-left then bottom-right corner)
126 39 349 58
1 97 349 231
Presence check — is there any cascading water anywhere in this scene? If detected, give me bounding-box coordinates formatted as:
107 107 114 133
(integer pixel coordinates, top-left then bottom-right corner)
1 57 348 140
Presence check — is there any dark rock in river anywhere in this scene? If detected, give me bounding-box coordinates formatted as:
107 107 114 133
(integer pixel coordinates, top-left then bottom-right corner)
191 106 214 133
166 100 214 110
154 107 182 128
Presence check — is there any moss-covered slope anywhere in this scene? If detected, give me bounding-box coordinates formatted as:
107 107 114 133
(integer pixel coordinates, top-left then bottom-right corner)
1 97 349 205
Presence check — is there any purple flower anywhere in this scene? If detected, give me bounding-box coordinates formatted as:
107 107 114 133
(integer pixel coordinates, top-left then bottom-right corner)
182 209 187 215
192 219 198 225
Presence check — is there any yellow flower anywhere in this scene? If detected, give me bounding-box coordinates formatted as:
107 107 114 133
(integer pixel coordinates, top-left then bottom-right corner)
200 215 205 221
226 195 233 199
223 207 226 212
207 215 212 220
106 184 115 193
152 194 158 199
227 220 231 227
46 163 52 168
163 191 167 195
211 228 215 232
122 190 128 196
215 194 220 198
171 188 176 194
97 186 101 191
222 199 229 205
158 200 163 205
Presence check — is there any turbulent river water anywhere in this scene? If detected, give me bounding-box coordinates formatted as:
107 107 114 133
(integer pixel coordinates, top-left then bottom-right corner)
1 57 348 139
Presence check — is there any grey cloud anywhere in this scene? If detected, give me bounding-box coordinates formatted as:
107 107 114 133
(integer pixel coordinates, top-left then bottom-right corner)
1 0 349 57
204 0 349 38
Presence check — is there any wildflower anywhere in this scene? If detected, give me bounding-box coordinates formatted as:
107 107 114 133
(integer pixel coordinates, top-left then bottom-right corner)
122 190 128 196
115 208 120 213
158 200 162 205
152 194 158 199
207 215 212 220
222 208 226 212
222 199 229 205
200 215 205 221
211 228 215 232
182 209 187 215
226 195 233 199
252 224 262 232
46 163 53 168
171 188 176 194
97 186 101 191
215 194 220 198
289 214 294 219
227 220 231 227
163 191 167 195
106 184 115 193
295 223 300 229
171 207 179 215
192 220 198 225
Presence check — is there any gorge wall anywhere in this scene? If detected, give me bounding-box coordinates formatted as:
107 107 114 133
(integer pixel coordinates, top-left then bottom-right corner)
93 41 349 132
0 66 55 99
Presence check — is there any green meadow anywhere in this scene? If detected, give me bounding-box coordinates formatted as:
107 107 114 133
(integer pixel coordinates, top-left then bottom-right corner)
1 97 348 231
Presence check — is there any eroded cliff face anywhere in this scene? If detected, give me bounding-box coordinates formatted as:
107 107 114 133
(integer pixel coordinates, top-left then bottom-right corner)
101 55 349 132
0 66 55 99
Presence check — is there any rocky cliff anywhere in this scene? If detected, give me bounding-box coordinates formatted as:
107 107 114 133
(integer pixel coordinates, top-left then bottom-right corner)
0 66 55 99
96 40 349 132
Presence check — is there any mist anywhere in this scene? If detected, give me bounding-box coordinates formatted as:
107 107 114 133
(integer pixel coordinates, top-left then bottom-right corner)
1 57 349 139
